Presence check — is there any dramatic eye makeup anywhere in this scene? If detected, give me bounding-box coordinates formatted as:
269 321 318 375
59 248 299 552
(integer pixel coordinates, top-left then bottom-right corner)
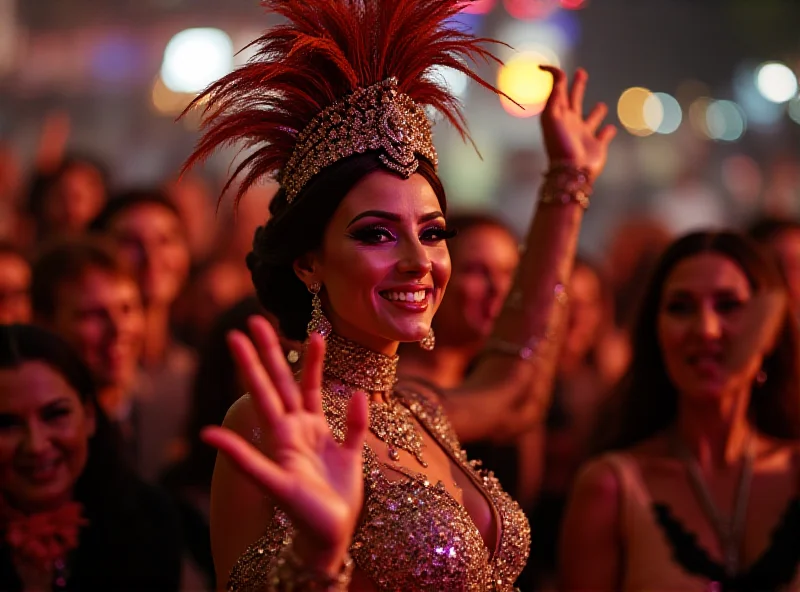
345 209 453 245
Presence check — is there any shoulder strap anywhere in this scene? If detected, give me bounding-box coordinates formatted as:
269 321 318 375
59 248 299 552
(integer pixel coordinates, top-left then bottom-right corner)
600 453 654 536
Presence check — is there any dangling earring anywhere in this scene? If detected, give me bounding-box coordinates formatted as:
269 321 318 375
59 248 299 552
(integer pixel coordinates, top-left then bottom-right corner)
306 282 332 338
755 369 768 387
420 327 435 351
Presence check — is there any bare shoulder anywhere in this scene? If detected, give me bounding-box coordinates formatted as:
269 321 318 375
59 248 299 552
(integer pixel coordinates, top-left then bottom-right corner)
572 455 623 504
222 393 271 453
560 455 624 590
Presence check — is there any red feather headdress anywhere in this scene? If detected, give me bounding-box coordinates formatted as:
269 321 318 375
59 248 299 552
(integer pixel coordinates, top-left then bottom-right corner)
184 0 506 203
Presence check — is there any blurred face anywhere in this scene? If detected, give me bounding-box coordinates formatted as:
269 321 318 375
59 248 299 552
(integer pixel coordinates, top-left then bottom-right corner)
166 177 216 262
310 171 451 352
768 229 800 309
433 225 519 343
657 253 760 400
107 204 190 307
0 362 95 512
44 164 106 235
0 253 31 324
191 261 252 333
50 269 144 390
562 265 604 363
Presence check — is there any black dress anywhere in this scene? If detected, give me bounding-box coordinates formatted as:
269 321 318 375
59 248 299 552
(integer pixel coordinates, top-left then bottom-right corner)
0 479 182 592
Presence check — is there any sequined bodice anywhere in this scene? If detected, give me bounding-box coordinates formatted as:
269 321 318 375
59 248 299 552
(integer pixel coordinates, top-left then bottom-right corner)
227 385 531 591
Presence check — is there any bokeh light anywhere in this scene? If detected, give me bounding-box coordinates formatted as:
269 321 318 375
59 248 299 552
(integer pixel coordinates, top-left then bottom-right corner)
688 97 712 138
498 20 570 59
497 50 558 117
151 75 194 116
462 0 497 14
706 100 746 142
734 63 783 127
560 0 586 9
755 61 798 104
161 28 234 93
788 96 800 125
642 94 664 133
647 92 682 134
617 87 656 136
504 0 560 20
428 65 470 99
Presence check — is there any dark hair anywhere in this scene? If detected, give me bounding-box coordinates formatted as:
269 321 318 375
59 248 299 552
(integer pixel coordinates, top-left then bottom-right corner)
747 217 800 244
162 296 266 490
0 324 183 590
30 236 134 320
0 242 26 261
249 153 445 341
89 188 182 232
596 231 800 452
0 324 131 507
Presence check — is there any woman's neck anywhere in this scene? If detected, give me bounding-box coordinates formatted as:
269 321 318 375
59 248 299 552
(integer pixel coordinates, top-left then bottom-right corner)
328 319 399 357
399 344 475 389
141 304 171 367
674 386 753 469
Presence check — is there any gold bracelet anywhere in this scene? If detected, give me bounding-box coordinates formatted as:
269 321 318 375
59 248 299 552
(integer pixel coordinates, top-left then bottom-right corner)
271 547 354 591
539 165 593 210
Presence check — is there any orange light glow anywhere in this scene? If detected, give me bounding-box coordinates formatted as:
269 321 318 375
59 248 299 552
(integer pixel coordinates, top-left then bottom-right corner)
498 51 556 118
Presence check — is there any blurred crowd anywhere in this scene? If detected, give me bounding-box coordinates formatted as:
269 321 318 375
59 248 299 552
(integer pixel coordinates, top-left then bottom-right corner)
1 117 800 591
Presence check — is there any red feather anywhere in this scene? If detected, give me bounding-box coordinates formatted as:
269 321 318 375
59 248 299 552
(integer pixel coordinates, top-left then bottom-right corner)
182 0 508 203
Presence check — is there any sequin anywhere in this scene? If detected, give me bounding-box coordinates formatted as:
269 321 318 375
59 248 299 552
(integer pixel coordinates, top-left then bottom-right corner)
227 336 530 591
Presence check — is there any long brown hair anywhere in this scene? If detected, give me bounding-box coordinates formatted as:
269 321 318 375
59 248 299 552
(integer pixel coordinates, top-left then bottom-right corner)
596 231 800 452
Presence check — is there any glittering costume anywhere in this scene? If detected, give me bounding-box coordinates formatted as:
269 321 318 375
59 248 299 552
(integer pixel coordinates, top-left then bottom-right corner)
228 335 530 591
184 0 529 588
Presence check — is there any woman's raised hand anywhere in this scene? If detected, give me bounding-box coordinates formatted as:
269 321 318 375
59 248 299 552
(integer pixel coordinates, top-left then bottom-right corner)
202 317 367 571
539 66 617 179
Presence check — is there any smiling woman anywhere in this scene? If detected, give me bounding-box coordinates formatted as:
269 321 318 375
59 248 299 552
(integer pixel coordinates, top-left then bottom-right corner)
183 0 616 589
0 324 182 591
560 232 800 591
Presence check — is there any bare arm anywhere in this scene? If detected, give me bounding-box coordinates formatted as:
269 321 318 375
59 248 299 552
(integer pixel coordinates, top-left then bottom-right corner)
443 67 616 443
204 321 367 590
559 459 624 591
210 395 276 590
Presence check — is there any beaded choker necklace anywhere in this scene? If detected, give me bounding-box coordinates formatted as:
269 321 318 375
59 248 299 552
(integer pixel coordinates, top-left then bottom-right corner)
322 332 399 392
321 333 427 467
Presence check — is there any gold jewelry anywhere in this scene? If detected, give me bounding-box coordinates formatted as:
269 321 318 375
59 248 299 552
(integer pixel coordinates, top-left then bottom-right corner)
307 282 332 338
321 332 427 467
539 164 593 210
281 78 437 203
419 327 436 351
271 546 354 591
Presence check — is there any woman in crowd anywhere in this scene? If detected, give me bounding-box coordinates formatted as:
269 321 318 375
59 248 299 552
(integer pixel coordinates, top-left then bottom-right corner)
90 189 195 481
0 324 182 591
560 231 800 591
186 0 615 589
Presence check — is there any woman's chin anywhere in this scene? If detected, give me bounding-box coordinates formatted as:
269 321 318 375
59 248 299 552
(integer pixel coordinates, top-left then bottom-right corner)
380 325 429 345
